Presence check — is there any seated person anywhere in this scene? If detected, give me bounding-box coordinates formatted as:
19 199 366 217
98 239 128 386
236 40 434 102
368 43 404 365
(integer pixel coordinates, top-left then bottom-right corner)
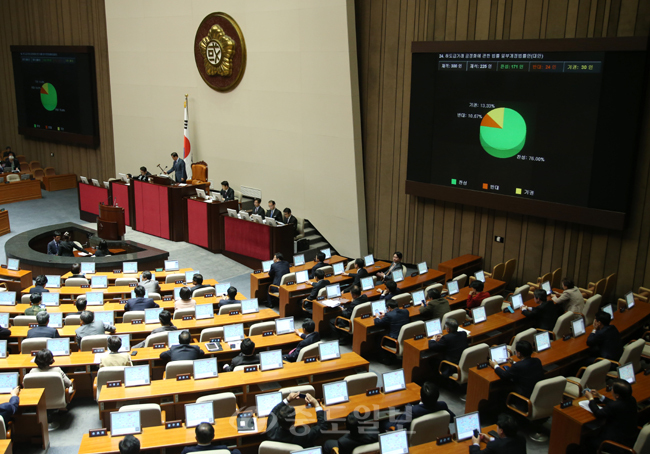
124 285 159 312
29 275 50 294
521 289 558 331
331 285 368 343
134 166 151 181
181 422 241 454
217 286 239 310
283 319 320 362
140 271 161 294
382 381 455 432
471 413 526 453
266 200 283 223
94 239 111 257
133 310 177 349
223 338 260 371
68 263 86 279
28 349 73 390
0 325 10 340
100 336 133 368
72 298 87 315
27 311 60 338
552 277 585 314
267 253 290 308
324 411 378 454
467 280 490 310
2 154 19 172
251 197 265 218
310 252 328 279
160 330 205 362
266 392 326 447
587 310 623 362
377 252 403 281
490 340 544 398
75 311 116 345
379 280 401 300
47 232 61 255
119 435 140 454
0 387 20 423
373 298 410 340
283 208 298 236
428 318 469 377
419 288 450 321
25 293 46 316
344 258 369 287
306 269 330 303
189 274 210 292
58 232 85 257
220 181 235 201
175 287 196 310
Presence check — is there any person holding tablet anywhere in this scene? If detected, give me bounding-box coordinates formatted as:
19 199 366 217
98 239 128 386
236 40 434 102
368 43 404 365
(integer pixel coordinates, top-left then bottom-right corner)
283 319 320 362
419 288 450 321
471 413 526 453
377 252 403 281
266 392 326 447
521 289 558 331
490 340 544 398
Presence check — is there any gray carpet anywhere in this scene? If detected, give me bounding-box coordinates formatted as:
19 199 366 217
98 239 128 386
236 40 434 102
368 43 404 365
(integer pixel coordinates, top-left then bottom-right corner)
2 189 550 453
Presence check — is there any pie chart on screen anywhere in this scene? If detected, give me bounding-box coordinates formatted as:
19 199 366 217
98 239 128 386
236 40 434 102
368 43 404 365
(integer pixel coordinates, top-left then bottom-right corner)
480 107 526 158
40 83 58 111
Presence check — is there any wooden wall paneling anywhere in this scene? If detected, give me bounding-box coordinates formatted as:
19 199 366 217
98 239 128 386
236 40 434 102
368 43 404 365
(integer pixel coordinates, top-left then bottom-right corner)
566 0 581 37
446 0 459 40
606 0 623 36
456 0 471 40
434 0 448 41
636 0 650 36
618 0 640 36
509 0 526 39
547 0 571 38
494 0 507 40
467 0 478 40
539 220 555 273
587 230 609 282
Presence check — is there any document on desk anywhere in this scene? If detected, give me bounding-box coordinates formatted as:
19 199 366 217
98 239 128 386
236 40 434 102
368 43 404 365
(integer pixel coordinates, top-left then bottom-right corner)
322 299 342 308
458 327 471 335
177 183 187 187
578 400 593 413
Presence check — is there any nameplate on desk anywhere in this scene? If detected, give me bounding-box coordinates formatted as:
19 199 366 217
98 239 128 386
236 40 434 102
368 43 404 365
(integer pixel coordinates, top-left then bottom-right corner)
436 435 453 445
262 331 274 337
286 281 295 286
325 273 333 278
131 319 143 325
29 323 38 328
92 348 105 354
413 333 424 340
228 310 239 316
156 268 163 272
209 338 222 343
0 265 5 269
304 356 317 363
204 293 214 298
244 365 258 373
175 280 184 284
120 299 128 305
403 303 412 309
361 314 371 319
81 284 90 288
165 420 182 429
462 321 472 327
162 296 173 302
560 400 574 409
106 380 122 388
176 374 191 381
182 315 194 321
31 350 39 356
620 306 626 313
366 387 381 396
89 428 107 438
562 334 572 341
153 343 166 349
477 362 489 370
129 283 137 288
253 270 262 274
113 269 121 274
316 296 325 301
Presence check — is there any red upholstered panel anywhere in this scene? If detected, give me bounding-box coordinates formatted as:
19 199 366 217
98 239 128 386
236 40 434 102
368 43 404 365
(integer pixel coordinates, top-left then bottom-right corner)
224 216 270 261
112 183 130 226
133 180 145 232
158 186 169 239
133 181 170 240
187 199 209 248
79 183 109 215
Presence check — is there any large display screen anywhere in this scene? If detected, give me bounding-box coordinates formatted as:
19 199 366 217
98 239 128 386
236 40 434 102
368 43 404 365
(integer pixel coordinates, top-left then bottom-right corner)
406 38 648 229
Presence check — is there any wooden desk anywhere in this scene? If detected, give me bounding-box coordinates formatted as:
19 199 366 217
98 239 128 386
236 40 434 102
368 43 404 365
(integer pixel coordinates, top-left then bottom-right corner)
0 268 32 293
81 383 421 454
22 279 219 297
278 274 353 318
0 441 11 454
408 425 497 454
438 254 482 281
250 255 348 301
185 197 239 252
61 268 197 283
0 179 42 205
43 173 77 191
222 216 294 270
0 210 8 236
0 388 49 449
445 277 507 311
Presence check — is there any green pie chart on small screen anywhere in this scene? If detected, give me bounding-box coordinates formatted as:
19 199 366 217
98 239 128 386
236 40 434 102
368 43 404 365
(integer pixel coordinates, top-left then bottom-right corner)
40 83 57 111
480 107 526 158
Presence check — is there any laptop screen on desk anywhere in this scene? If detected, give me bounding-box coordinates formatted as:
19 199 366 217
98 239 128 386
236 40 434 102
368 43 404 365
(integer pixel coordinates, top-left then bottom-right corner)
116 334 130 352
255 391 282 417
124 365 150 387
111 410 141 437
41 293 60 307
295 270 309 284
94 311 114 326
185 402 214 428
326 284 341 299
164 260 179 271
571 318 586 338
0 373 17 394
275 317 294 335
323 380 349 406
392 269 404 283
214 283 229 297
426 318 442 337
0 314 8 329
45 275 61 288
411 290 425 306
447 280 459 295
224 323 245 342
167 330 187 347
541 281 552 295
472 306 487 324
379 429 409 454
6 259 19 271
0 293 15 306
0 340 7 358
293 254 305 266
193 358 218 380
417 262 427 275
332 262 344 275
624 291 635 309
144 308 163 324
361 277 374 291
262 260 273 273
91 276 108 288
490 344 509 364
195 303 214 320
364 255 375 267
241 299 259 315
602 304 614 320
455 411 481 441
511 293 523 310
48 312 63 328
185 271 199 283
474 270 485 282
535 331 551 352
86 292 104 306
260 349 283 371
382 369 406 394
618 362 636 384
47 338 70 356
80 262 95 274
122 262 138 274
319 340 340 361
372 301 385 317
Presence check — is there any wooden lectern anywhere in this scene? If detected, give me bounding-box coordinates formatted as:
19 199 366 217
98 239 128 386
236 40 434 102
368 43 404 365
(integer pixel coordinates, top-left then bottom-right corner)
97 204 125 240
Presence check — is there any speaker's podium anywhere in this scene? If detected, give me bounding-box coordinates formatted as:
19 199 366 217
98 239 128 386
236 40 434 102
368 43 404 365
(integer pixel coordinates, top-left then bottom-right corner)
97 204 125 240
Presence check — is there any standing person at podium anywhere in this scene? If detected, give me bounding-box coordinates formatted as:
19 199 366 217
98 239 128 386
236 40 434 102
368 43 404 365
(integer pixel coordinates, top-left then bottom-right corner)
134 166 151 181
167 152 187 183
57 232 84 257
251 198 265 218
220 181 235 201
266 200 283 223
283 208 298 236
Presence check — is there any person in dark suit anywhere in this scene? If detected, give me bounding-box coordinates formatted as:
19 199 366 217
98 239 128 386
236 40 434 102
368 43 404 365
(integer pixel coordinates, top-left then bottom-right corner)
47 231 61 255
428 318 469 377
181 423 241 454
2 154 19 172
419 288 450 321
379 280 401 301
133 310 177 349
94 239 110 257
310 252 328 279
521 289 559 331
57 232 84 257
374 299 410 339
266 392 326 447
283 208 298 236
223 338 260 371
382 381 455 432
324 411 378 454
68 263 86 280
220 181 235 201
344 258 369 287
134 166 152 181
27 312 60 339
119 435 140 454
471 413 527 454
331 285 369 343
29 275 50 294
189 274 210 292
251 198 265 218
587 311 623 362
266 200 283 223
377 252 403 281
583 380 638 453
217 286 239 310
166 152 187 182
284 319 320 362
124 286 159 312
490 340 544 398
267 253 290 308
2 148 13 159
308 269 330 300
0 387 20 423
160 330 205 362
72 298 87 315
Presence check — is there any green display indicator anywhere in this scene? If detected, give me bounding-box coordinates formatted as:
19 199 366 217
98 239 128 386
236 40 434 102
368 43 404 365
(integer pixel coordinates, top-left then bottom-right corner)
479 107 526 159
451 179 457 185
40 83 57 111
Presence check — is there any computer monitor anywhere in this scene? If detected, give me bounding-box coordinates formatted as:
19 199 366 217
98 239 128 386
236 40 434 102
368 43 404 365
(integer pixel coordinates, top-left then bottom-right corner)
251 214 263 223
239 211 252 221
326 284 341 299
364 254 375 267
122 262 138 274
417 262 428 275
323 380 349 406
40 293 59 307
124 365 150 387
447 280 459 295
196 188 206 199
295 270 309 284
193 357 218 380
0 314 8 329
382 369 406 394
265 217 277 226
371 301 385 318
275 317 294 335
319 340 341 361
91 276 108 288
332 262 344 275
0 293 15 306
534 331 552 353
474 270 486 282
85 292 104 306
321 248 332 259
227 208 238 218
6 258 19 271
361 276 374 291
293 254 305 266
260 349 283 371
255 391 283 417
411 290 425 306
47 338 70 356
45 275 61 288
0 373 18 394
215 283 230 296
571 318 586 338
48 312 63 328
116 334 131 352
241 298 259 315
490 344 509 364
144 308 163 324
167 330 186 347
471 306 487 324
454 411 481 442
185 271 199 283
0 340 7 358
195 303 214 320
184 401 214 428
392 269 404 283
224 323 245 342
110 410 142 437
164 260 179 271
379 429 409 454
80 262 95 274
94 311 114 326
130 289 148 299
510 293 523 310
618 362 636 384
624 291 635 309
262 260 273 273
174 287 182 299
426 318 442 338
602 304 614 320
541 281 552 295
118 173 128 183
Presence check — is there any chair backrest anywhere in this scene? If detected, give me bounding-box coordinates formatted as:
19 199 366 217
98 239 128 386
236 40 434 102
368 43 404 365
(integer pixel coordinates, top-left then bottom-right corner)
165 360 194 379
620 339 645 372
582 294 602 325
580 360 611 390
528 376 567 420
0 416 6 439
249 321 276 336
279 273 296 286
317 266 333 276
502 259 517 285
80 334 109 352
258 441 304 454
409 410 451 446
457 343 489 384
115 278 138 286
592 278 607 297
14 315 37 326
21 338 48 354
509 328 537 350
424 283 443 295
452 274 467 288
64 314 81 326
481 295 504 316
165 273 185 283
173 308 195 320
218 303 241 315
144 331 169 347
538 272 552 286
351 443 380 454
345 261 355 271
24 371 67 409
348 303 371 334
65 277 89 286
603 273 618 301
344 372 378 395
233 189 242 203
392 293 412 308
191 162 208 182
16 155 26 163
442 309 467 327
395 321 426 357
192 287 216 298
44 167 56 176
197 392 238 418
148 292 161 301
490 262 506 281
553 311 578 338
296 342 321 362
199 327 224 343
6 174 20 182
550 268 563 289
123 311 145 323
633 423 650 453
295 217 305 238
119 403 162 428
513 284 530 302
96 366 126 400
30 161 42 170
20 294 32 304
280 385 315 407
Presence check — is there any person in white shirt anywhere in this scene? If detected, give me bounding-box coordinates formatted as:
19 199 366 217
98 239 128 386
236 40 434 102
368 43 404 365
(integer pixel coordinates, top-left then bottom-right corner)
175 287 196 310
